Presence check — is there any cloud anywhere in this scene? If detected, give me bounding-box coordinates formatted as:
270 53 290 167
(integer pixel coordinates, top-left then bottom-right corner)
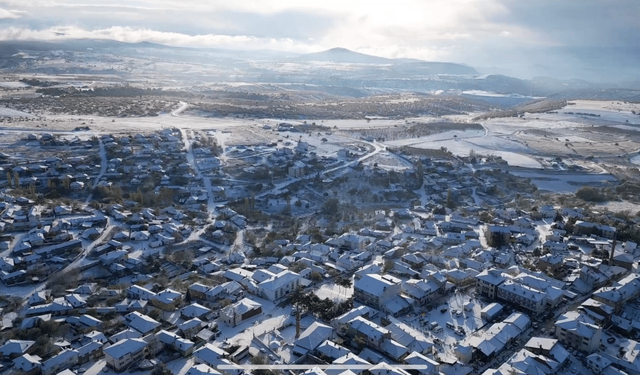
0 0 638 80
0 7 21 18
0 26 321 52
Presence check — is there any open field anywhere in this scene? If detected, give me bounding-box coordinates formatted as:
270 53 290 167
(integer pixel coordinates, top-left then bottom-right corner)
1 96 640 195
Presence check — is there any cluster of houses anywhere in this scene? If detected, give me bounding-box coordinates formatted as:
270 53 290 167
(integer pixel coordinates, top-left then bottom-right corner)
5 126 640 375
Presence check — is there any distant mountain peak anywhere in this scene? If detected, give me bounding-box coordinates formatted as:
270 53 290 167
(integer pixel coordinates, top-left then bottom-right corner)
301 48 391 64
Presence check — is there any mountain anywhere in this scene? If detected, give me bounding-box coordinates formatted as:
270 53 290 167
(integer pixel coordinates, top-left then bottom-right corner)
299 47 392 64
299 47 477 75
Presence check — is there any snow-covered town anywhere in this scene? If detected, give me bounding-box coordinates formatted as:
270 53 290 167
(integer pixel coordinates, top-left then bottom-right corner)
1 107 640 375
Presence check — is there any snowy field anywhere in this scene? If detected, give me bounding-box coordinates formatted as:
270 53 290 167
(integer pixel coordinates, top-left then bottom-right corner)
314 283 353 301
0 81 30 88
385 129 542 168
510 171 618 193
0 106 36 117
399 290 487 362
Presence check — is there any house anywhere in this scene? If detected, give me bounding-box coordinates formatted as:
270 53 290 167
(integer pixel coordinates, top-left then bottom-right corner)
41 349 78 375
538 254 564 274
221 298 262 327
332 306 372 332
293 322 334 356
288 161 306 177
103 338 148 372
258 270 301 301
77 341 104 364
574 221 616 239
314 340 351 362
401 278 443 306
385 320 434 354
0 340 35 359
179 318 204 339
524 337 570 366
126 285 156 300
13 353 42 374
355 273 409 316
593 273 640 313
157 330 195 357
347 316 391 350
404 351 440 375
481 303 504 322
554 311 602 353
497 280 546 315
446 268 478 287
182 303 211 319
475 269 506 299
124 312 161 335
485 225 511 247
188 283 210 300
151 288 183 310
193 343 227 367
612 252 634 271
109 329 142 344
186 364 223 375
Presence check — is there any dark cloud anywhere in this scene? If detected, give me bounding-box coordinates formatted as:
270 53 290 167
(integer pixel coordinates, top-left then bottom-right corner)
490 0 640 47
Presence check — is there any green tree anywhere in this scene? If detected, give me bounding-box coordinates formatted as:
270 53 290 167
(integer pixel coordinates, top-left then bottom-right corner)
383 259 394 273
446 189 455 209
151 363 172 375
322 198 340 216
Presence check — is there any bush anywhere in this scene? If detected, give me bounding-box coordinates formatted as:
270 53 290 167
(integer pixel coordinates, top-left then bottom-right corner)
575 186 607 202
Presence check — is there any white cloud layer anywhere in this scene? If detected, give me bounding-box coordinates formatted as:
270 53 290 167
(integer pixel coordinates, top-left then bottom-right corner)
0 0 638 79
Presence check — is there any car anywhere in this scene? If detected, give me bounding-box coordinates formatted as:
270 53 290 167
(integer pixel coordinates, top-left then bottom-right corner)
571 368 578 374
455 330 465 336
532 322 539 328
260 348 266 353
456 311 463 318
608 337 616 344
441 308 448 313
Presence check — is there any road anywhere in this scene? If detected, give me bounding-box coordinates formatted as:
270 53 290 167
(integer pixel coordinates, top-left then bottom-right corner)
68 215 114 270
255 139 385 199
171 101 189 117
178 127 217 218
83 138 106 206
320 139 384 175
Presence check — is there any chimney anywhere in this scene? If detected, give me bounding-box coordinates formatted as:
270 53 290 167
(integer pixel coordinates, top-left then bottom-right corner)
295 308 301 338
609 238 616 265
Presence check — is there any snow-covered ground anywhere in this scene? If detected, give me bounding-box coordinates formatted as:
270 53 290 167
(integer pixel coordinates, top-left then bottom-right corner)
510 170 617 193
399 290 486 362
385 129 542 168
0 81 30 88
0 106 36 117
314 283 353 301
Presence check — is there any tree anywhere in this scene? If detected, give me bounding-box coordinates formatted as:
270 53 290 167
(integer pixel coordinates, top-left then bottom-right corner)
554 211 564 223
446 189 456 209
250 354 279 375
383 259 394 273
309 271 323 282
415 159 423 181
322 198 340 216
151 363 172 375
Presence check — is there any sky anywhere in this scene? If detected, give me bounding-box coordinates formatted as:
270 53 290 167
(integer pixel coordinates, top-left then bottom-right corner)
0 0 638 79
